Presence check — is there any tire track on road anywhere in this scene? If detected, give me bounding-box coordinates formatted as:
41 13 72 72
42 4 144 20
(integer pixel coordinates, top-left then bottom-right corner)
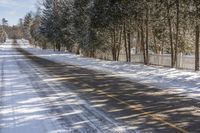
16 47 200 133
0 57 5 131
16 50 135 133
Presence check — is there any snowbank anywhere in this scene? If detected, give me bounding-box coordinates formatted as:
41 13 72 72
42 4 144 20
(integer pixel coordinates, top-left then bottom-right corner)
16 40 200 100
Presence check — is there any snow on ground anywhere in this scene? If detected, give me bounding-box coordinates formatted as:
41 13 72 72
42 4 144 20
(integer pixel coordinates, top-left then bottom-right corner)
15 40 200 100
16 40 200 100
1 39 199 132
0 40 137 133
0 40 66 133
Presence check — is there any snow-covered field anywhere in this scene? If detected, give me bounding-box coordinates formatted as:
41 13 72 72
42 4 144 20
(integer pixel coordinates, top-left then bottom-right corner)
17 39 200 100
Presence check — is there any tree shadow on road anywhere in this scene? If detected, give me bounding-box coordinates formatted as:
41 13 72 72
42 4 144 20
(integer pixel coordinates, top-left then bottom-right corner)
17 48 200 133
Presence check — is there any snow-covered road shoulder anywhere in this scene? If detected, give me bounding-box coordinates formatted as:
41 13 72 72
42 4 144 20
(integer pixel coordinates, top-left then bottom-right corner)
0 43 66 133
17 40 200 100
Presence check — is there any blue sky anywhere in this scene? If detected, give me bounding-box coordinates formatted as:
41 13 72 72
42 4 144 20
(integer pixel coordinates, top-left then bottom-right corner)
0 0 38 26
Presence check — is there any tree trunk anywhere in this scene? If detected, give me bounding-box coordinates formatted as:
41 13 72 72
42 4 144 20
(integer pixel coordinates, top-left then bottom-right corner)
53 42 56 51
141 24 146 64
57 42 61 51
76 45 80 55
112 28 117 61
195 24 199 71
42 41 47 49
167 4 174 68
153 32 158 54
145 7 149 65
114 27 117 60
90 48 95 58
123 21 128 62
136 30 140 54
127 31 131 62
117 28 123 61
175 0 179 68
161 40 164 54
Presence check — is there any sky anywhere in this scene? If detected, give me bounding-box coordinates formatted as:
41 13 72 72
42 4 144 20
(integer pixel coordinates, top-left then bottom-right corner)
0 0 38 26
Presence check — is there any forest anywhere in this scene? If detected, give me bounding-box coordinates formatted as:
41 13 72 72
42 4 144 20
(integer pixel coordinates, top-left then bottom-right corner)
11 0 200 70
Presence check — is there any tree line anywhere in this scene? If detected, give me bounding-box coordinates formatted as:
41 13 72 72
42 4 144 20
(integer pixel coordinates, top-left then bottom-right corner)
0 18 8 42
17 0 200 70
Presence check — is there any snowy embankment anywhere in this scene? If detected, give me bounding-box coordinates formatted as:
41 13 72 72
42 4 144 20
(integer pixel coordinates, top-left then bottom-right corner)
18 40 200 100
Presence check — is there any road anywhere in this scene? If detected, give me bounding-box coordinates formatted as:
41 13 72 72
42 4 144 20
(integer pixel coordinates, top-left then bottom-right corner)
1 43 200 133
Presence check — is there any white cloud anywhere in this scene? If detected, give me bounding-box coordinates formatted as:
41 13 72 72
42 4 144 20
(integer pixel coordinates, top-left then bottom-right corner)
0 0 18 7
0 0 36 9
8 10 16 16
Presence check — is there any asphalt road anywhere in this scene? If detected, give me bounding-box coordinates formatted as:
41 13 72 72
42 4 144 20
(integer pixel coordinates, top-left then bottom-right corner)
1 45 137 133
14 47 200 133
